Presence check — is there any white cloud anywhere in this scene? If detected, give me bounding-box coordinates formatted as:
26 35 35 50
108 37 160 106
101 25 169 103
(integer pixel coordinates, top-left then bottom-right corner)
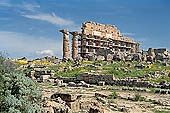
0 31 62 59
23 13 75 26
0 1 80 30
122 32 135 36
0 1 40 12
0 1 12 7
21 3 40 12
36 50 54 56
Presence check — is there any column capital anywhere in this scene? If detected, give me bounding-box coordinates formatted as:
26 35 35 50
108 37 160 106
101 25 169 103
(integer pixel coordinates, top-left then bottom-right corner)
70 31 81 36
60 29 69 35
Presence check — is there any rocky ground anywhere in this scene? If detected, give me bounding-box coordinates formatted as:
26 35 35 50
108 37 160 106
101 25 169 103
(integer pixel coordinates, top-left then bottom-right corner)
38 81 170 113
16 56 170 113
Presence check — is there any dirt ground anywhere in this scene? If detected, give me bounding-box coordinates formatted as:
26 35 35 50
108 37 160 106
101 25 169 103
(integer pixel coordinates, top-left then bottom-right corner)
39 82 170 113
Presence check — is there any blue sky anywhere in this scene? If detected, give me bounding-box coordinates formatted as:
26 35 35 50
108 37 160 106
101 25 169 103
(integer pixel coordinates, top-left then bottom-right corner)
0 0 169 59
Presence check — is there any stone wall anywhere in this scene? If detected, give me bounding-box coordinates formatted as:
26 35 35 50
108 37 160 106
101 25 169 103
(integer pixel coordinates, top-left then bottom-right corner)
82 21 134 43
76 73 170 89
76 73 115 84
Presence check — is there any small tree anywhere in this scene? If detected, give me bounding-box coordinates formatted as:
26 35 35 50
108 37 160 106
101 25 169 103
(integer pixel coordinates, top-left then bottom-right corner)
0 55 42 113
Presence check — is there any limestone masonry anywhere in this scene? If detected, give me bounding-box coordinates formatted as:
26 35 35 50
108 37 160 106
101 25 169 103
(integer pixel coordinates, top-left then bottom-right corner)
60 21 140 60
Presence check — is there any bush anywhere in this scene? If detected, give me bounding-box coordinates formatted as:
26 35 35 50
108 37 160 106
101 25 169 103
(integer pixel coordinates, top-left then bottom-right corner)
134 93 140 101
110 92 118 99
134 93 145 101
0 55 42 113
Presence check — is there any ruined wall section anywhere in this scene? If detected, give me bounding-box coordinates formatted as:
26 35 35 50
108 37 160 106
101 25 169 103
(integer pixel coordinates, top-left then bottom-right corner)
60 21 141 60
79 22 140 58
82 21 134 43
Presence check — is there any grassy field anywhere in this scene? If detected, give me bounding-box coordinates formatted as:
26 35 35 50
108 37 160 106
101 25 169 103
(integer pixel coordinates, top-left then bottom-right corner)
47 61 170 83
154 110 170 113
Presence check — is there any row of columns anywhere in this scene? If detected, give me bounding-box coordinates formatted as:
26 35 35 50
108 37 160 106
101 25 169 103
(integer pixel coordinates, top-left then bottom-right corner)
60 30 79 60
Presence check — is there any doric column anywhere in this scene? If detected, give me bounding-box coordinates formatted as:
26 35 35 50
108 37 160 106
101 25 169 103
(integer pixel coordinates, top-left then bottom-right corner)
60 30 70 60
70 32 79 59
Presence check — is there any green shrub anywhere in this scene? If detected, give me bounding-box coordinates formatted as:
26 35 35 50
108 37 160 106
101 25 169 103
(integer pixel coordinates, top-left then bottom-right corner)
110 92 118 99
0 55 42 113
134 93 140 101
134 93 145 101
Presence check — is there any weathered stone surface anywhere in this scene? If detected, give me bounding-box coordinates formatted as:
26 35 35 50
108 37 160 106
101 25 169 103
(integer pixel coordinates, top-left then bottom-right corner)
142 54 147 61
155 53 166 61
43 101 71 113
70 32 79 60
98 81 105 86
88 53 95 61
148 48 156 58
77 73 115 84
147 56 154 62
132 53 142 62
51 93 78 102
54 79 63 86
89 107 104 113
106 54 113 61
66 100 80 112
60 29 70 60
96 55 105 61
113 52 122 61
40 75 51 82
125 54 133 61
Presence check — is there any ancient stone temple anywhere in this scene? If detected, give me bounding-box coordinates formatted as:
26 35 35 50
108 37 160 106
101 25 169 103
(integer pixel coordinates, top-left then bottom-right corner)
60 21 140 60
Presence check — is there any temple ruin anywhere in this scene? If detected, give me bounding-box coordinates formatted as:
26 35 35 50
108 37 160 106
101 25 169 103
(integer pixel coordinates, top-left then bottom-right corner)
60 21 140 60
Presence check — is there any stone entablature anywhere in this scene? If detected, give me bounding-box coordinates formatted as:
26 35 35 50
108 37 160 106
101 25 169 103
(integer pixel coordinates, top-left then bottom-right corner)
82 21 134 43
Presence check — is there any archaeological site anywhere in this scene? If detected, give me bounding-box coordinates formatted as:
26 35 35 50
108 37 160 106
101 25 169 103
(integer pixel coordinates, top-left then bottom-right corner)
1 0 170 113
9 22 170 113
60 22 169 63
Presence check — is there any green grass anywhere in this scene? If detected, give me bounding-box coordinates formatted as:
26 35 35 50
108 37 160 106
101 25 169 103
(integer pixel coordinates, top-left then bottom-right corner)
109 91 118 99
48 65 63 71
150 76 170 83
134 93 145 101
55 67 82 77
49 61 170 83
48 61 74 71
148 88 156 93
101 62 170 80
154 110 170 113
102 62 146 78
55 65 99 77
23 68 32 74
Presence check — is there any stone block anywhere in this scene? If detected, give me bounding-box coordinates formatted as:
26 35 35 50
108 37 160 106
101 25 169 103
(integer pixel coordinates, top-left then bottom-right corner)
54 79 63 86
40 75 51 82
106 54 113 61
89 107 104 113
98 81 105 86
51 93 78 102
66 100 80 112
96 55 105 61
